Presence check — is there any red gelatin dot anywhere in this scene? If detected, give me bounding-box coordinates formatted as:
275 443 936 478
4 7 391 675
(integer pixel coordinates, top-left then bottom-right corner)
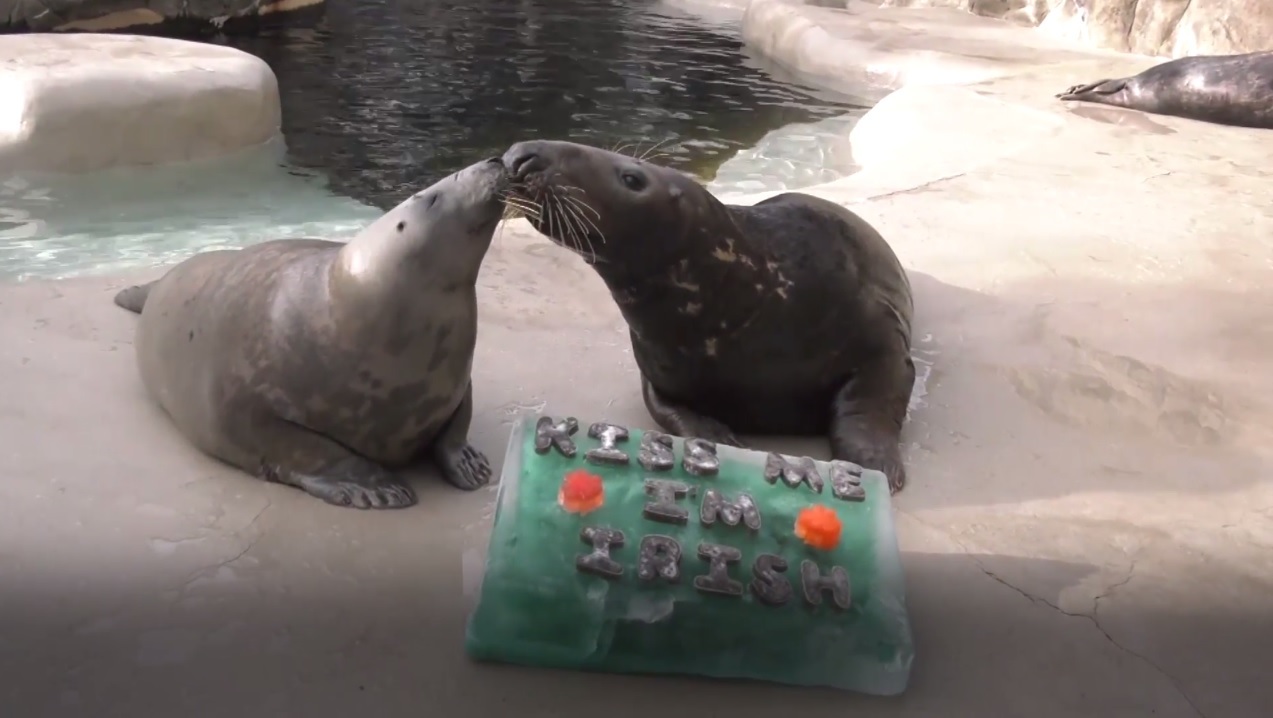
794 505 842 550
558 469 604 514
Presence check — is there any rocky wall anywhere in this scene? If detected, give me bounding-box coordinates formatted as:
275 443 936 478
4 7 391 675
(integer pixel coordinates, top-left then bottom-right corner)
0 0 324 34
875 0 1271 57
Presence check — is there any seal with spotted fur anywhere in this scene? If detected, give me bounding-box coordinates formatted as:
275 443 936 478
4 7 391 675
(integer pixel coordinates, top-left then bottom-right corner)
1057 51 1273 129
111 157 508 509
502 140 915 492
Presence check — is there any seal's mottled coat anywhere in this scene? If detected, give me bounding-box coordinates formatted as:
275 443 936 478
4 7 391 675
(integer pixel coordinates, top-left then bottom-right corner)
503 140 915 492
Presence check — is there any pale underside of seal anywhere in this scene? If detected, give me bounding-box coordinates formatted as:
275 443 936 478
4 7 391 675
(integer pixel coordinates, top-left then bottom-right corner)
1057 51 1273 130
112 158 509 509
502 139 916 492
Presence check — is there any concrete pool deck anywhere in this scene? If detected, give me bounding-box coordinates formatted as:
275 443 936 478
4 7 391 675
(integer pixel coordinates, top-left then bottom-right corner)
2 4 1271 718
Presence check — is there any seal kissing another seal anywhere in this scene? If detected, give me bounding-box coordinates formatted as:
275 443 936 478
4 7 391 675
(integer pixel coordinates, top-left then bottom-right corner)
503 140 916 492
1057 51 1273 129
112 158 509 509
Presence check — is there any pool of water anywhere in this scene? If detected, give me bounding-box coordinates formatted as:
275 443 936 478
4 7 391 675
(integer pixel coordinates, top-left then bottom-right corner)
0 142 379 282
1 0 872 280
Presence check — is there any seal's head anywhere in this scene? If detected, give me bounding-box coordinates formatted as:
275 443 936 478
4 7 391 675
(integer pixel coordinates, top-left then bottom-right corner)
502 140 722 276
340 156 510 286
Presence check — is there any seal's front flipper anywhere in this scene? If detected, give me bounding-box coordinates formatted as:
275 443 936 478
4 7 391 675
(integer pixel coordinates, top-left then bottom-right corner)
641 376 746 448
829 352 915 494
431 383 493 490
255 420 417 509
1057 78 1127 102
113 281 157 314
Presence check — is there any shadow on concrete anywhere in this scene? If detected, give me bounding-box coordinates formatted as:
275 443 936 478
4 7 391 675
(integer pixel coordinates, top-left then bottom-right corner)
0 550 1266 717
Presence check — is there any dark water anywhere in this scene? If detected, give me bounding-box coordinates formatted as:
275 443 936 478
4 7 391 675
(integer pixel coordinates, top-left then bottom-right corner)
217 0 864 209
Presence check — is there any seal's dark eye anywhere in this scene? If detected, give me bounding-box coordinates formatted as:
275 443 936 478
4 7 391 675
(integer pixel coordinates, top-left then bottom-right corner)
620 170 647 192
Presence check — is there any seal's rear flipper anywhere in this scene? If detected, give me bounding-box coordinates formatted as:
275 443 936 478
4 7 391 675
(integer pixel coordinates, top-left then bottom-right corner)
1056 78 1128 103
254 420 418 509
113 282 155 314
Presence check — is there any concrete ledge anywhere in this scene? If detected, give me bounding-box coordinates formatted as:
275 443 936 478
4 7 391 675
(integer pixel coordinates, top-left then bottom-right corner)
0 33 281 174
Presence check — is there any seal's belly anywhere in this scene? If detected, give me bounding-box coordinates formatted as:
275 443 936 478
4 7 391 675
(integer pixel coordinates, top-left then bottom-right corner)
273 315 478 467
301 363 471 466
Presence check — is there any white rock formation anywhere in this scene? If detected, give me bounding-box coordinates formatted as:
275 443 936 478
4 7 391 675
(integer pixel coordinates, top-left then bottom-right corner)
0 33 281 175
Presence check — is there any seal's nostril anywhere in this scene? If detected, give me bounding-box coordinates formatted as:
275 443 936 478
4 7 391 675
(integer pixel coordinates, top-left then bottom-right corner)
507 150 540 178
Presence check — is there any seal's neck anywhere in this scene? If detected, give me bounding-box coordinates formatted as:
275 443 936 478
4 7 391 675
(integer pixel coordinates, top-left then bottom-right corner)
335 232 479 301
593 204 776 342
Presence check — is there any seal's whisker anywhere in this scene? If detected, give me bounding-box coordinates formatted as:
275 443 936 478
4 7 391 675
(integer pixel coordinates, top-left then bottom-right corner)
612 142 636 157
499 183 548 223
550 187 594 261
500 196 542 218
638 138 673 161
553 196 578 258
558 191 601 222
551 190 586 258
560 195 601 227
558 196 606 246
557 195 599 260
553 184 596 214
544 192 562 250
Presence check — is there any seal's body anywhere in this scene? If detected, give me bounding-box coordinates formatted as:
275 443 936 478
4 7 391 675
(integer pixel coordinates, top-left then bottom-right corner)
502 140 915 492
1057 51 1273 129
113 158 508 509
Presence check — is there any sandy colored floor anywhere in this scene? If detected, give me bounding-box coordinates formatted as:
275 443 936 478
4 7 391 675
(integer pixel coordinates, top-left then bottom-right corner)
2 3 1271 718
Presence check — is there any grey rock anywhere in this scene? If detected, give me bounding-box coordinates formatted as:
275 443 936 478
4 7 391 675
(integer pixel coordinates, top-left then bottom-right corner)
0 0 325 34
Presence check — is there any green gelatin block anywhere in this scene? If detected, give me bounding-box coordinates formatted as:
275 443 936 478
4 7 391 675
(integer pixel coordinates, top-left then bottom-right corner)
464 415 914 695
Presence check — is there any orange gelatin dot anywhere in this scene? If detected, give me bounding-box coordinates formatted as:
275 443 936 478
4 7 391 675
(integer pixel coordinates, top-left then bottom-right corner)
794 505 842 550
558 469 605 514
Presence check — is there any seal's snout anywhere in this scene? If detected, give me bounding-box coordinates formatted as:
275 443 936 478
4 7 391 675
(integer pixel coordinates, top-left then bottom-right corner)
504 142 546 180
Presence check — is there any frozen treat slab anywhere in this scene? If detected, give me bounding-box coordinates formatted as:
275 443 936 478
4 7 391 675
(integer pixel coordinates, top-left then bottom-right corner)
466 416 914 695
0 33 281 174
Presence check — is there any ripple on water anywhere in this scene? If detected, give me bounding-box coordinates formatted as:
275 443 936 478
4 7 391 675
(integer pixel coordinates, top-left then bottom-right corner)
212 0 869 206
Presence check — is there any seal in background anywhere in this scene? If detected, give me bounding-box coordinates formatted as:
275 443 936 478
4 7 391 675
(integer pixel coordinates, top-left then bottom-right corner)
1057 51 1273 129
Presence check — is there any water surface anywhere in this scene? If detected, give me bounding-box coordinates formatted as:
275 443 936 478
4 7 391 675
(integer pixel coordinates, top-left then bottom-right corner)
1 0 869 279
216 0 866 208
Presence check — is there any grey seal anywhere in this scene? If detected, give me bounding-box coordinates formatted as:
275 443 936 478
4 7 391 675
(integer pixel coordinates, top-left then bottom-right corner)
1057 51 1273 129
111 157 509 509
502 140 915 492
